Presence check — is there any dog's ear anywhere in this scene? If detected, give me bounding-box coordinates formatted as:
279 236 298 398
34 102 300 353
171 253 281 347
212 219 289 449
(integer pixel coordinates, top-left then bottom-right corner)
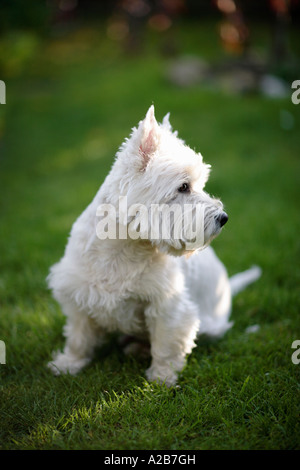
162 112 172 131
162 112 178 137
138 105 160 170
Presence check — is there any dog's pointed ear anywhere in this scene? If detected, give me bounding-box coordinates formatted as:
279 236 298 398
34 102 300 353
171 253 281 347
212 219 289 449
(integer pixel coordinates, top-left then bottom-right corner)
162 111 178 136
162 112 172 131
138 105 160 169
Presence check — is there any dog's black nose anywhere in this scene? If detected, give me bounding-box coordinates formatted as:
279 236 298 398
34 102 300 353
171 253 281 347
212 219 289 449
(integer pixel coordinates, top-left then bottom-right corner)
218 212 228 227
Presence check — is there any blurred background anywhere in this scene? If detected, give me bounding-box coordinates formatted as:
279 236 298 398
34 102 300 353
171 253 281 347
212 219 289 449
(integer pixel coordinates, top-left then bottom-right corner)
1 1 300 83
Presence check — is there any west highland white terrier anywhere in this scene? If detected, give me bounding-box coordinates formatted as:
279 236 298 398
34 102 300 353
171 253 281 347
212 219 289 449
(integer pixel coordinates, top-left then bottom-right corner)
48 105 261 386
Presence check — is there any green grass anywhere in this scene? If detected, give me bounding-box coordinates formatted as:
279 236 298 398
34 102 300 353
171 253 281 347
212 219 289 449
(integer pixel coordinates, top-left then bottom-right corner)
0 20 300 450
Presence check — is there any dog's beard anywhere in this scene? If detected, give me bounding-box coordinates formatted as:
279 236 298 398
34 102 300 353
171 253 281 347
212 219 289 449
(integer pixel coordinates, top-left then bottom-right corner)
145 203 218 255
151 202 226 256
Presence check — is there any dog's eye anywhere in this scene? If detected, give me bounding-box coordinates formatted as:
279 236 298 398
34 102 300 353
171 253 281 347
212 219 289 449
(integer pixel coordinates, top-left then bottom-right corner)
178 183 190 193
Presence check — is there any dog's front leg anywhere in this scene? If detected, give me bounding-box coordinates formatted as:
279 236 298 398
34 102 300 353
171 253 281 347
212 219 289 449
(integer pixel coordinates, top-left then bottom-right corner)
145 298 200 386
48 303 105 376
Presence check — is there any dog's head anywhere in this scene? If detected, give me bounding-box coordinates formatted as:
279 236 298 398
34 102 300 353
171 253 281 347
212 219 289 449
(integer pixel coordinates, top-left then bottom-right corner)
103 106 228 255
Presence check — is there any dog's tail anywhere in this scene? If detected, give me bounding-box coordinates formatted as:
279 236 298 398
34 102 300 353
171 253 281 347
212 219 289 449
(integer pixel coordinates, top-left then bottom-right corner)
230 265 262 297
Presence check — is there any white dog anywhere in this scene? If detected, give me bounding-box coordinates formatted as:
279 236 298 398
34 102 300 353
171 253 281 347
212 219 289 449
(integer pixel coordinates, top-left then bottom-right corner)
48 106 261 386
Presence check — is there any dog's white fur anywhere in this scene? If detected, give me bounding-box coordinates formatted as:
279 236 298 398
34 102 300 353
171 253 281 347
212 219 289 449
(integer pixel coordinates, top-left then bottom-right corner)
47 106 261 386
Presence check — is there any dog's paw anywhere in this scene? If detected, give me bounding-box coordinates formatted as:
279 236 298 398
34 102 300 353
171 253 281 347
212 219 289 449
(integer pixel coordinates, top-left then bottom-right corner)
47 351 90 376
145 364 178 387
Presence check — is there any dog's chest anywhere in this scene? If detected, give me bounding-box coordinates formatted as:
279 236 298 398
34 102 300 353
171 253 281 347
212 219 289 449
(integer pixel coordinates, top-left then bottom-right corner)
97 296 148 335
84 241 183 333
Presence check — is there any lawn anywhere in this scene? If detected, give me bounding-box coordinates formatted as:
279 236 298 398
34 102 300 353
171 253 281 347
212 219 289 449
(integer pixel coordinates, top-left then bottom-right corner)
0 19 299 450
